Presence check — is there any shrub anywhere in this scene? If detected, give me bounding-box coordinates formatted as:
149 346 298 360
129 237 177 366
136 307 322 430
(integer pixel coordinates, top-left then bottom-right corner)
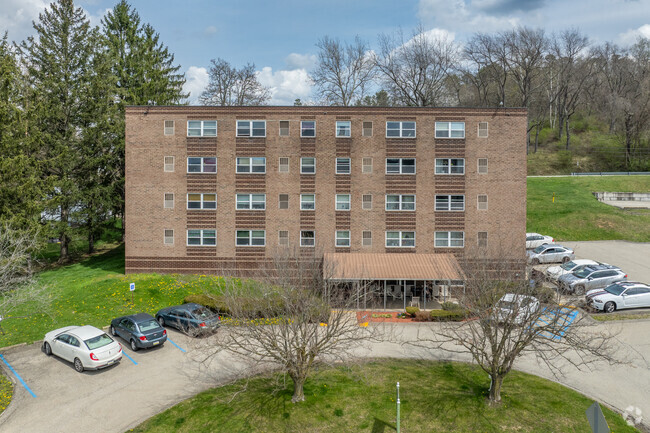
183 294 224 312
405 306 420 317
371 313 393 319
430 309 468 322
441 302 462 311
413 311 433 322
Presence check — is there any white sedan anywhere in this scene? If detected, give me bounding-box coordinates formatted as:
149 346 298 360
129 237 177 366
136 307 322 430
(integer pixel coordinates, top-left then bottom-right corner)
544 259 600 283
495 294 540 325
43 325 122 372
586 282 650 313
526 233 554 249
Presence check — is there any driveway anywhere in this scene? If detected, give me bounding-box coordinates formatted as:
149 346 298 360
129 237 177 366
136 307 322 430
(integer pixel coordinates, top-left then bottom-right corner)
561 240 650 282
1 320 650 432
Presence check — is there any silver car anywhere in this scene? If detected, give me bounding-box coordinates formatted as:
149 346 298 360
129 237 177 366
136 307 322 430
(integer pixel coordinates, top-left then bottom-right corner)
544 259 601 283
527 244 575 265
558 265 628 295
43 325 122 372
495 294 540 325
586 282 650 313
526 233 554 249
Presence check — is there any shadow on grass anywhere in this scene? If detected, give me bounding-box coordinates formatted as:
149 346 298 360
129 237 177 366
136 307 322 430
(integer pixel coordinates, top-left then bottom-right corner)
77 243 125 274
371 417 395 433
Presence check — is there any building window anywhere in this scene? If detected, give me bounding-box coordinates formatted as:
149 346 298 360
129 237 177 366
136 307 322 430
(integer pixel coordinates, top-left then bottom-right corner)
164 193 174 209
300 230 315 247
279 194 289 209
386 231 415 248
386 158 416 174
435 158 465 175
187 193 217 210
236 157 266 173
187 157 217 173
362 157 373 173
236 120 266 137
164 156 175 172
279 230 289 246
478 122 488 138
301 121 316 137
279 157 289 173
300 157 315 174
336 194 350 211
236 193 266 210
187 229 216 246
300 194 315 210
478 158 488 174
386 194 415 211
477 194 488 210
362 194 372 210
363 121 373 137
386 121 416 138
336 157 351 174
164 229 174 245
435 122 465 139
362 231 372 247
435 231 464 248
478 231 488 248
164 120 174 136
187 120 217 137
236 230 266 246
336 121 351 137
336 230 350 247
435 195 465 211
279 120 290 136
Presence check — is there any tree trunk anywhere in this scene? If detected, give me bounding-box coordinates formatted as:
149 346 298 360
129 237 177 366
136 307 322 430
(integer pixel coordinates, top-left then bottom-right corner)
88 227 94 254
534 125 540 153
488 374 504 404
625 114 633 168
565 118 571 151
58 208 70 264
290 374 306 403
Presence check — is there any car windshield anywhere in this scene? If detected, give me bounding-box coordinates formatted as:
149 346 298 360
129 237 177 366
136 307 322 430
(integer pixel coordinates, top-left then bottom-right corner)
533 245 546 253
573 268 592 278
84 333 114 350
497 300 515 310
561 261 576 270
138 320 159 332
191 307 215 319
605 284 625 296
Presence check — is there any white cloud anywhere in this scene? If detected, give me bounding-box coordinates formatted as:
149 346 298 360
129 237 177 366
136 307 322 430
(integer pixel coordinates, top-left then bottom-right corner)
257 66 313 106
184 66 209 104
85 7 111 28
618 24 650 46
0 0 48 42
285 53 317 70
418 0 522 35
203 25 217 36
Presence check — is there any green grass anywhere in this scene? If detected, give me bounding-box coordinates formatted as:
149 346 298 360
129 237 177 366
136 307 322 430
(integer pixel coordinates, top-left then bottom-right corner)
527 175 650 241
0 244 228 347
0 373 12 416
591 313 650 322
131 359 637 433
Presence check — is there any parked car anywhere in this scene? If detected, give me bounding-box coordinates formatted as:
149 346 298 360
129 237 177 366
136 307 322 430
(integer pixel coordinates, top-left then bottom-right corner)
110 313 167 351
586 282 650 313
43 325 122 373
526 233 554 249
527 244 575 265
558 265 627 295
495 294 540 325
155 303 221 336
544 259 602 283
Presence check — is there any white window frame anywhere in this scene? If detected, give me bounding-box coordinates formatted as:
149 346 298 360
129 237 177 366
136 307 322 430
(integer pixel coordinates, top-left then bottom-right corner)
336 121 351 137
279 157 289 173
279 120 290 136
385 231 416 248
478 158 488 174
435 158 465 175
362 194 372 210
386 158 416 174
236 193 266 210
300 157 316 174
435 195 465 212
335 230 350 247
164 193 174 209
478 122 488 138
362 157 373 173
278 230 289 246
478 231 488 248
164 120 175 136
362 231 372 247
164 156 175 172
300 194 315 211
187 157 217 173
300 120 316 137
435 122 465 139
336 157 351 174
335 194 350 211
279 194 289 209
362 121 373 137
236 120 266 137
164 229 174 245
385 194 416 211
187 120 217 137
187 229 216 246
386 121 416 138
235 230 266 247
477 194 488 210
236 157 266 173
434 231 465 248
187 193 217 210
300 230 315 247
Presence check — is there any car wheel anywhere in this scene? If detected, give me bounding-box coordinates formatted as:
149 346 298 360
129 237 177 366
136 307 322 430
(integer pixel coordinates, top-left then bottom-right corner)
574 285 586 296
110 325 117 336
73 357 84 373
130 339 138 351
604 301 616 313
532 258 540 265
562 256 570 263
157 316 165 327
43 342 52 356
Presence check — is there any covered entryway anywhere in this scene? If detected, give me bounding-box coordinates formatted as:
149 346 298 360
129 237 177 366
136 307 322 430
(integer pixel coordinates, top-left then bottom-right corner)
323 253 465 310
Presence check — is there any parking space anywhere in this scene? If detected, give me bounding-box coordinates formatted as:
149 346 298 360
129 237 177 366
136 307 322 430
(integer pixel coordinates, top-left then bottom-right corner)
558 241 650 283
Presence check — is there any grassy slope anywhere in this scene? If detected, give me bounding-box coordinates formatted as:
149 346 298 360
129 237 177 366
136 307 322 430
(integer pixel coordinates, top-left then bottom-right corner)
132 359 636 433
527 176 650 241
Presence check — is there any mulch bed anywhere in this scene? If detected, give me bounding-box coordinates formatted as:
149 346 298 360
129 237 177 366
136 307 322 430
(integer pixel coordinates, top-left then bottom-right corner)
356 311 416 323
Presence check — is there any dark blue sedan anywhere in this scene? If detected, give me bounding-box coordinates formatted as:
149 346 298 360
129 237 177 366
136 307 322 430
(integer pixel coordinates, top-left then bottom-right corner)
110 313 167 351
155 303 221 336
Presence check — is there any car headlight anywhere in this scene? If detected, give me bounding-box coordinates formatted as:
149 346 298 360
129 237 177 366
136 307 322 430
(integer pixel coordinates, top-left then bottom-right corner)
593 298 603 304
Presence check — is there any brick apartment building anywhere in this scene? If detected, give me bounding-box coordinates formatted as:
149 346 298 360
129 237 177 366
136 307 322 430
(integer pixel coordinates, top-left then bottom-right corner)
125 106 527 291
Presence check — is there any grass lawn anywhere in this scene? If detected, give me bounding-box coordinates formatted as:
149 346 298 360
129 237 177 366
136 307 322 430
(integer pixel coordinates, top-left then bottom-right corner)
132 359 637 433
527 175 650 241
0 373 12 415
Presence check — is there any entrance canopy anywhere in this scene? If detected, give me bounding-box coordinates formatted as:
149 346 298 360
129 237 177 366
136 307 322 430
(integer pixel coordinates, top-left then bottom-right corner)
323 253 464 282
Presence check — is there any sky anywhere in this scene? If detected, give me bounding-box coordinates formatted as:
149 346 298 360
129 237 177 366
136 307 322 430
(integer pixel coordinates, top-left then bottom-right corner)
1 0 649 105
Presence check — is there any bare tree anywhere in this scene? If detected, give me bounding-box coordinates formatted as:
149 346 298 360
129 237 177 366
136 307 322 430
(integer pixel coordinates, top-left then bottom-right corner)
463 32 510 107
375 25 459 106
199 58 271 106
312 35 376 106
196 253 379 403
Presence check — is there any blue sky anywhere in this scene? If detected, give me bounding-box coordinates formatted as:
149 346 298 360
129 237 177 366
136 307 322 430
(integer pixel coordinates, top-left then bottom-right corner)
2 0 649 104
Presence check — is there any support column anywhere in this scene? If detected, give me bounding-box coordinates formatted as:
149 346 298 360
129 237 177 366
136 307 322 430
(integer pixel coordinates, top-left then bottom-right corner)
403 280 406 311
383 280 387 311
